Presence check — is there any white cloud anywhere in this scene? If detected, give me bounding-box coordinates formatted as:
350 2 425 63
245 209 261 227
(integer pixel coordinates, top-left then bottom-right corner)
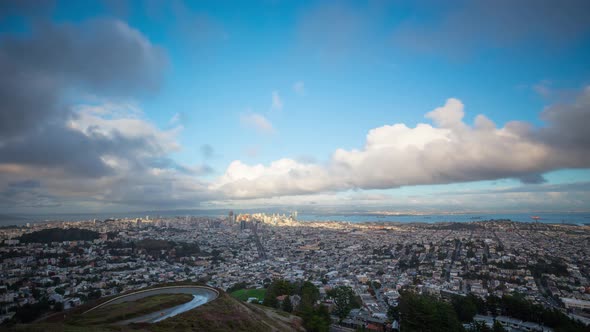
271 91 283 111
210 159 329 197
70 103 182 152
240 112 275 134
293 81 306 96
214 89 590 199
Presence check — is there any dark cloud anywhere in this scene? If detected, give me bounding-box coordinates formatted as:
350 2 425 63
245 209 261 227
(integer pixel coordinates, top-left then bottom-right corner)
0 125 113 177
0 121 183 178
538 88 590 153
0 182 61 208
0 18 166 138
444 181 590 196
0 0 54 20
0 11 217 212
8 179 40 189
518 174 547 184
0 15 209 210
0 16 167 171
393 0 590 55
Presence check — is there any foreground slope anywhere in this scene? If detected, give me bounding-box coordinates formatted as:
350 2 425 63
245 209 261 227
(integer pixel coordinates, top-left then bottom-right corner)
6 292 303 332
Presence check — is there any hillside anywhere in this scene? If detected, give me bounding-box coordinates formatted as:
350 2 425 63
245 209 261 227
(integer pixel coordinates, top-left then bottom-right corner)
6 291 304 332
150 292 304 332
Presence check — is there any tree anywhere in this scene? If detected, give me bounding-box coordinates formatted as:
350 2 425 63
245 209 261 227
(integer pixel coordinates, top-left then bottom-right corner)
387 305 399 321
18 228 99 243
452 295 477 322
263 279 293 308
14 300 50 323
331 286 360 321
300 281 320 310
282 295 293 313
492 321 507 332
301 304 330 332
468 321 491 332
263 294 279 308
399 291 465 332
227 282 247 293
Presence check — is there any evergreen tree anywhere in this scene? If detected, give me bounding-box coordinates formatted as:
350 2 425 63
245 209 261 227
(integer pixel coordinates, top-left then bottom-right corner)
467 321 492 332
399 291 465 332
282 295 293 313
330 286 360 322
452 295 477 322
492 321 507 332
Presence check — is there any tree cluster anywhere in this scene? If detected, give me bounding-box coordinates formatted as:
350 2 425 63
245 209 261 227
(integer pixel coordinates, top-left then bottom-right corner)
326 286 362 321
261 279 330 332
398 291 464 332
18 228 99 243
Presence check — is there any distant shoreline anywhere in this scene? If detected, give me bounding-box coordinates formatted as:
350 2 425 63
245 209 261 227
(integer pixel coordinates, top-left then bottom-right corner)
2 211 590 226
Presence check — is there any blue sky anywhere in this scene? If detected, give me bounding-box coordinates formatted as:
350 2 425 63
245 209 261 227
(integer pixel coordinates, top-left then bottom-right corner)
1 0 590 213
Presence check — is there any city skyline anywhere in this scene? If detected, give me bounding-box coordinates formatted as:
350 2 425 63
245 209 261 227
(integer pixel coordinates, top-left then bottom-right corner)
1 0 590 214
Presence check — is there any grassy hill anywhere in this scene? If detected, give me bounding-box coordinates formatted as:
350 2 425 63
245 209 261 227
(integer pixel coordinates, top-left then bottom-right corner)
66 294 193 326
151 292 303 332
5 291 303 332
230 288 266 302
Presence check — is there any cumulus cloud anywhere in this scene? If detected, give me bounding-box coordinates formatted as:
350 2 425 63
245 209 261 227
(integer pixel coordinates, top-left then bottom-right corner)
0 18 166 139
213 89 590 199
0 101 212 209
240 112 275 134
0 17 214 210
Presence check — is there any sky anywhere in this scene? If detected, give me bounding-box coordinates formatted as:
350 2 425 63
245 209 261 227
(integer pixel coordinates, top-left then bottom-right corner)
1 0 590 214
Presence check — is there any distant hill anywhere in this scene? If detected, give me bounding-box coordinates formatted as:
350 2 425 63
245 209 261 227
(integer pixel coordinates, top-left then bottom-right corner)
18 228 99 243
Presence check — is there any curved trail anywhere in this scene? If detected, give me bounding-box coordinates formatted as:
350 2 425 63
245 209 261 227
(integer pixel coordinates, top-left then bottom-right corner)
83 285 218 324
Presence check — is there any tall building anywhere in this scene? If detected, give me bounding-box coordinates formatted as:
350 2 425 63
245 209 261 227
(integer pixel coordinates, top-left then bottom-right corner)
229 210 235 223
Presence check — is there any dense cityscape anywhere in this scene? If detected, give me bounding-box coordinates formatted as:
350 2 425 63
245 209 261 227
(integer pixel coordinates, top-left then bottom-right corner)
1 214 589 331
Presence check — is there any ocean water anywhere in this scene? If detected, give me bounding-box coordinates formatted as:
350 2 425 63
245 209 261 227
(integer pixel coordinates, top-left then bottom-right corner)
1 211 589 226
297 212 590 225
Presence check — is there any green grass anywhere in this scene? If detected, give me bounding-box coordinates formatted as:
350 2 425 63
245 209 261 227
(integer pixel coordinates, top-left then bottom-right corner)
151 292 301 332
65 293 193 326
11 292 302 332
230 288 266 302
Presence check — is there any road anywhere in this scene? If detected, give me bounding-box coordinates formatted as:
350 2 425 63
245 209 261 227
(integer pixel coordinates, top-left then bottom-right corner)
447 239 462 282
83 286 219 324
252 224 267 260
